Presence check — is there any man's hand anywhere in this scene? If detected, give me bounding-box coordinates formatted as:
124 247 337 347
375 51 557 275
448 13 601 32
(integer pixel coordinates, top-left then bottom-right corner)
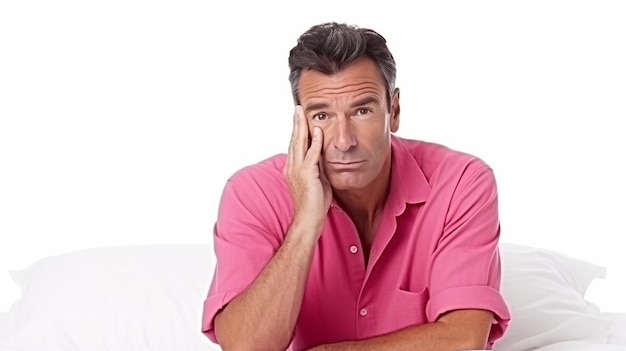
214 107 333 351
284 105 332 237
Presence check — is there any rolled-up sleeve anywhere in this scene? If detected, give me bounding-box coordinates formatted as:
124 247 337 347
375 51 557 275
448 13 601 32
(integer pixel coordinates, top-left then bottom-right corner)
426 163 511 345
201 164 291 343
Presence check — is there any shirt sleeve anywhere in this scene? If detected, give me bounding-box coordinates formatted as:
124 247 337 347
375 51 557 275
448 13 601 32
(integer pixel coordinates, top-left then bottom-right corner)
425 161 511 347
201 164 292 343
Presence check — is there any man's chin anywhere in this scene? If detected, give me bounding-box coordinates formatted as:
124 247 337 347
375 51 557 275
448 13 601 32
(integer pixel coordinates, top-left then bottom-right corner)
328 176 364 191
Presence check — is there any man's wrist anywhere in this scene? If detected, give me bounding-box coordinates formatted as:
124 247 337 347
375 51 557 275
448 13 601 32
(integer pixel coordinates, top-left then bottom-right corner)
288 215 324 244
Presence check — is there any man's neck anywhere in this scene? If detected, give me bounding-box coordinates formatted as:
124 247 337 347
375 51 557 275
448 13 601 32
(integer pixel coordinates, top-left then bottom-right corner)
333 157 392 260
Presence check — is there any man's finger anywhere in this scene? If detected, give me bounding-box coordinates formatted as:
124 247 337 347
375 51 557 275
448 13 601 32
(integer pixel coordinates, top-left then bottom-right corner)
294 106 309 161
305 126 323 165
287 107 299 166
288 106 308 163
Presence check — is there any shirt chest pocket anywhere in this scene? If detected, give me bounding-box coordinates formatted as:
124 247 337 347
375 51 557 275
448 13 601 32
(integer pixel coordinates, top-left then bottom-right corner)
394 287 430 330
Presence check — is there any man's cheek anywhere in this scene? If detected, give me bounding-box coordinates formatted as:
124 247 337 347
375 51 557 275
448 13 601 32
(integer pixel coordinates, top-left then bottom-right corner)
321 139 331 156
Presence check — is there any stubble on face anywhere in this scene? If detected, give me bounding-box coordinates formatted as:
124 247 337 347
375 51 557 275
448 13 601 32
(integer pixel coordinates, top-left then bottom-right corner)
298 57 396 193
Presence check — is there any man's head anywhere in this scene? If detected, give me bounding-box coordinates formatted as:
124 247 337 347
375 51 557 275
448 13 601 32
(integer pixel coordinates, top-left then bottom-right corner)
288 22 397 110
288 22 401 193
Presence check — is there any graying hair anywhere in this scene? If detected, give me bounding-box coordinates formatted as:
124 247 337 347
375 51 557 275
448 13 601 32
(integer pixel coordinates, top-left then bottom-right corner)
288 22 397 110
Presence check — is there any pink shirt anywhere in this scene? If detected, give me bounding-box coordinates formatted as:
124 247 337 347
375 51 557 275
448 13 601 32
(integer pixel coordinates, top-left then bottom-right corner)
202 135 511 350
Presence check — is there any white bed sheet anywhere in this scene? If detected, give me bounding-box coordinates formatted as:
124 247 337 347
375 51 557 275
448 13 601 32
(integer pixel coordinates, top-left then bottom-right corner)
609 313 626 346
532 312 626 351
536 342 626 351
0 313 7 337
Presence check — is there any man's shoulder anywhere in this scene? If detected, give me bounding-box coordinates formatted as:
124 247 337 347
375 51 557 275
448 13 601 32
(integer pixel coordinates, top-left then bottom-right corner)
392 136 494 187
219 153 291 213
228 153 287 185
394 136 487 167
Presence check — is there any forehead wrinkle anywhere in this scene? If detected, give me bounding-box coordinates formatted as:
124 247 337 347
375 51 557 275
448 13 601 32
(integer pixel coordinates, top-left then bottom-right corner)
302 82 382 104
299 59 388 109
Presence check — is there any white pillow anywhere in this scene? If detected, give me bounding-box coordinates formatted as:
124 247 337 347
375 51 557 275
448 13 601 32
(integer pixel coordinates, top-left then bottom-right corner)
493 243 614 351
0 244 219 351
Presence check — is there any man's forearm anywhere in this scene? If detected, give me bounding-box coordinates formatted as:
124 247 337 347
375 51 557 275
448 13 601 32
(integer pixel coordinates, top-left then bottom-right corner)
306 310 493 351
214 220 320 351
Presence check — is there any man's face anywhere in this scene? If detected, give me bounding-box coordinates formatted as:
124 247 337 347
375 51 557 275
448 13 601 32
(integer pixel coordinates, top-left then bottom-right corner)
298 57 400 191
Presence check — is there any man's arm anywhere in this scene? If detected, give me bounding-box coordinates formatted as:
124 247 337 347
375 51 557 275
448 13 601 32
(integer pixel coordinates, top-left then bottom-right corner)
213 107 331 350
307 309 494 351
214 219 319 351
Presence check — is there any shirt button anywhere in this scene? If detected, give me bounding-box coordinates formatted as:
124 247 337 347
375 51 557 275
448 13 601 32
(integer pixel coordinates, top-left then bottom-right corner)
349 245 358 254
360 308 368 316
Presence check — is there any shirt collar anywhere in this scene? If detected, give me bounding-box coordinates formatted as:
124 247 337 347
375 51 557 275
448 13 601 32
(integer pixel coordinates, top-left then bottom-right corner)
387 135 430 216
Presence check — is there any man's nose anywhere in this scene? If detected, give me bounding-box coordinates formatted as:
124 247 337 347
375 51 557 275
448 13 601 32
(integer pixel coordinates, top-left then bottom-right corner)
332 116 357 152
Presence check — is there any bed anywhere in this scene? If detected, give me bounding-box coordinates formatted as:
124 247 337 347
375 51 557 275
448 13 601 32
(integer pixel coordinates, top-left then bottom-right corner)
0 242 624 351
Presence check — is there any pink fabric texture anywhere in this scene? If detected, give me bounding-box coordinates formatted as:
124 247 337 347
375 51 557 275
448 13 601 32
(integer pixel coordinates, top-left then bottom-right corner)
202 135 510 350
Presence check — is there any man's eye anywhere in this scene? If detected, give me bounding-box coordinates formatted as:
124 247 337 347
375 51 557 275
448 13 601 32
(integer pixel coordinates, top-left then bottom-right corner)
356 108 371 115
313 113 327 121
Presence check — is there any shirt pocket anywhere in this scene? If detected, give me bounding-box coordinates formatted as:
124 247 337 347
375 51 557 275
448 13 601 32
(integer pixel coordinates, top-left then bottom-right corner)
394 287 429 330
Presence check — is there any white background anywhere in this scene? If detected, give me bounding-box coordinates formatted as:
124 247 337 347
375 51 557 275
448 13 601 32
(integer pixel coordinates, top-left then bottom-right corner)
1 0 625 312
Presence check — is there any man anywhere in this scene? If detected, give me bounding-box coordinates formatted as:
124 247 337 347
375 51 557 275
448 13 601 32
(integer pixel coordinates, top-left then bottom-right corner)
202 22 510 350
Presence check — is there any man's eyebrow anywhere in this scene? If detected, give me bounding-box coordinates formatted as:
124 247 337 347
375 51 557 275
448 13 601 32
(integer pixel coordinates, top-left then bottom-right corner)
350 96 380 108
304 102 330 114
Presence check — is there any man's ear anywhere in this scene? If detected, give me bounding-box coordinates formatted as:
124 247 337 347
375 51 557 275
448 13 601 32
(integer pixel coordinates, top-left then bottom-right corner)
390 88 400 133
